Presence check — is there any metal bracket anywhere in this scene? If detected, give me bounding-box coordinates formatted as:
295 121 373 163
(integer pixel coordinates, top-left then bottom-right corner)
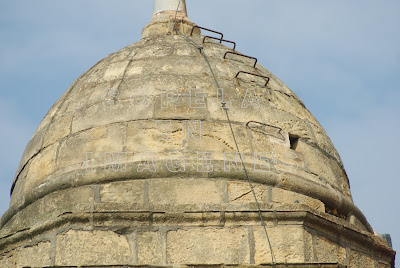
203 36 236 51
224 51 257 67
190 25 223 42
235 71 270 86
246 121 285 141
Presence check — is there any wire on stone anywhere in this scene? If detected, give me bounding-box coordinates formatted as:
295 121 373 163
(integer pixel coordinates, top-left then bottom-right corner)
173 0 276 266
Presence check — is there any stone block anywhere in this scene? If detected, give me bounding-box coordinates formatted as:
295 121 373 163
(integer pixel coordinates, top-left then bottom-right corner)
271 187 324 212
126 120 183 153
137 231 163 264
314 236 346 264
15 125 46 177
307 121 342 166
271 91 319 127
55 229 131 266
119 74 187 99
206 89 267 124
154 94 208 120
40 186 95 217
148 178 225 205
72 98 153 133
253 225 312 263
224 211 271 227
247 121 288 153
185 121 252 154
57 124 125 170
167 227 250 264
132 43 173 60
143 56 209 77
153 212 204 226
23 143 58 193
16 241 51 268
228 181 268 204
295 140 340 189
185 75 229 96
105 61 132 82
54 81 94 117
100 180 144 203
173 42 200 57
43 112 73 147
265 108 315 143
348 249 375 268
0 255 14 268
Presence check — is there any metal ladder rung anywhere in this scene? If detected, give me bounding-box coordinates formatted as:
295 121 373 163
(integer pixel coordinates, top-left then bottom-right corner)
203 36 236 50
224 51 257 67
235 71 270 86
190 25 223 42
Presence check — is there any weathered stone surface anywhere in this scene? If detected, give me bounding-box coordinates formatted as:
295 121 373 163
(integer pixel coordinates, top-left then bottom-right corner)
296 140 340 189
148 178 226 205
271 188 324 212
253 225 312 263
206 91 267 124
271 90 319 127
55 229 131 266
57 123 125 170
103 61 131 81
72 99 154 133
100 180 144 203
40 186 95 217
228 181 268 204
16 241 51 268
307 121 342 166
348 249 375 268
23 143 58 192
185 122 252 154
0 255 14 268
3 187 95 232
265 108 315 143
153 212 204 226
154 94 208 120
14 124 46 179
378 262 391 268
126 120 183 153
137 231 163 264
167 227 250 264
43 113 73 147
314 236 346 264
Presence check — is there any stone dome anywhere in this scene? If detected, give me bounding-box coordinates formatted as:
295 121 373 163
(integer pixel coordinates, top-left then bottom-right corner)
4 12 366 231
0 1 395 267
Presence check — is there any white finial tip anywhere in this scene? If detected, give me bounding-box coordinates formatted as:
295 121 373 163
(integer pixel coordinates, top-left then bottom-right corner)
153 0 187 16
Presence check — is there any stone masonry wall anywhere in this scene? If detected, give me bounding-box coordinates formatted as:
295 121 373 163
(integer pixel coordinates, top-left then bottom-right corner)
0 179 394 267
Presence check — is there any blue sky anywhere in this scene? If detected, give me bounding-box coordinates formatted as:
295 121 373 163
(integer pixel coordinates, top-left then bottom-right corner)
0 0 399 263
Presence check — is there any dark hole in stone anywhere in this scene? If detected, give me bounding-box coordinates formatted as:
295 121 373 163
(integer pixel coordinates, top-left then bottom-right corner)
289 135 299 150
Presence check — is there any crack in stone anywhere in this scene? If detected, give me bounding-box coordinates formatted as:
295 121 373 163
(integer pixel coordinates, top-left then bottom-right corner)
203 134 235 151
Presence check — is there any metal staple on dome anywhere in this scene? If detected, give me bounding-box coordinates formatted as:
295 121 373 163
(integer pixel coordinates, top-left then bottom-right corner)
202 36 236 50
224 51 258 67
190 25 224 42
235 71 270 86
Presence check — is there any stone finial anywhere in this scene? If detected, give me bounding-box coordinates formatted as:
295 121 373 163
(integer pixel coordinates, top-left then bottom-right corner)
143 0 198 38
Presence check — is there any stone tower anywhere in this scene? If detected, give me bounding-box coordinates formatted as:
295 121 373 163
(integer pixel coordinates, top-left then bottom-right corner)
0 0 395 267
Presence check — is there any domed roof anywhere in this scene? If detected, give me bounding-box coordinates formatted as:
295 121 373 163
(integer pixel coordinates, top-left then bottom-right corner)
2 1 371 233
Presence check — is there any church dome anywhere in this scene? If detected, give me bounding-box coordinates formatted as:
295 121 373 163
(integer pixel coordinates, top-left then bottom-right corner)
0 1 394 267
